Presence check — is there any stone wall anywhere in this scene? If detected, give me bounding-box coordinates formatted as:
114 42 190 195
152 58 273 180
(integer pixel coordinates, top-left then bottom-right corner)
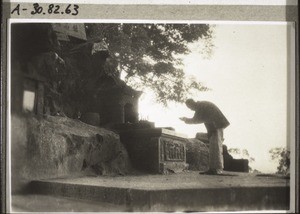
11 114 132 194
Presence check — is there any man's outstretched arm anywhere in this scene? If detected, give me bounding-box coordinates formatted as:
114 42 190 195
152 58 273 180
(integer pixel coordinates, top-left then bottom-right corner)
179 117 202 124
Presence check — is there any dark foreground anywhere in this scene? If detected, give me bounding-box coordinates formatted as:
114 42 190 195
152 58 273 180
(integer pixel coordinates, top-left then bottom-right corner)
10 171 290 212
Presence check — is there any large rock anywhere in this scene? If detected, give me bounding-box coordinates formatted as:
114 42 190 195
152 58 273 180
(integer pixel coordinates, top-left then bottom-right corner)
11 114 131 193
185 139 209 171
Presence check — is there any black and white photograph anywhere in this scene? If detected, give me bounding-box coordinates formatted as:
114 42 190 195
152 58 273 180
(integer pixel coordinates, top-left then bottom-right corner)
1 0 299 213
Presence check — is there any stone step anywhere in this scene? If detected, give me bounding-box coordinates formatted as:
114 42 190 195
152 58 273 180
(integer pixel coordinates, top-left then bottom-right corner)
11 194 128 212
27 171 290 212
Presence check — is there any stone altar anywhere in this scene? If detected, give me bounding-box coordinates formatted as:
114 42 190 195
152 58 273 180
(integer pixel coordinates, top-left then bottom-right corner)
119 128 188 174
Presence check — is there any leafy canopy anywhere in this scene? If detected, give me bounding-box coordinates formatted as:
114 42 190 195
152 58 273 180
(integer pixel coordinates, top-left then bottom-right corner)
269 147 290 175
85 23 213 105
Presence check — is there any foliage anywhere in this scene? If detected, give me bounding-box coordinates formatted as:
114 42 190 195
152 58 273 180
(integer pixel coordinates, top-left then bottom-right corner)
269 147 290 175
85 23 213 105
228 148 255 162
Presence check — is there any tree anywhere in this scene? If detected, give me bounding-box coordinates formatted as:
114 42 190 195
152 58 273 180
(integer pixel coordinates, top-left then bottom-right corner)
269 147 290 175
85 23 213 105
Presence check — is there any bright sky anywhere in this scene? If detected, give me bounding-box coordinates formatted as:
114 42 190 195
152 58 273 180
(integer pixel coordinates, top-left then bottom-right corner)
139 23 293 173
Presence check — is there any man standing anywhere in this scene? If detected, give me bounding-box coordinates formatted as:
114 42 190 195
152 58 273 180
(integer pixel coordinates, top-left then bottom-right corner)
180 99 230 175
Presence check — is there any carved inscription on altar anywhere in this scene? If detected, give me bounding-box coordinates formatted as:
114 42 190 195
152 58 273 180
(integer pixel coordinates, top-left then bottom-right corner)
160 138 185 161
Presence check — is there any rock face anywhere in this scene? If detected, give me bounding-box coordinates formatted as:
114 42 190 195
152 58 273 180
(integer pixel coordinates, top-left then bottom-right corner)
11 114 131 193
185 139 209 171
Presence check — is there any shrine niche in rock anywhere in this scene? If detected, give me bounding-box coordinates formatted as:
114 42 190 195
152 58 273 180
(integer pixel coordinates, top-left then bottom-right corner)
63 38 142 127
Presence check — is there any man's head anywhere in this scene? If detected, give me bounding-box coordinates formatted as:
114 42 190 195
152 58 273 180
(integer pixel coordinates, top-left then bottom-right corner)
185 98 197 110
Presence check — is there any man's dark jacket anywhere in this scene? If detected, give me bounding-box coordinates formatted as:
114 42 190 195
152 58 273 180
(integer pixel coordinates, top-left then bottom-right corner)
191 101 230 133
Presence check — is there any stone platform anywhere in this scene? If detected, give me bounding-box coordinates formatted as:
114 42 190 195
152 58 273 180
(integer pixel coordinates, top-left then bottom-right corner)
13 171 290 212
